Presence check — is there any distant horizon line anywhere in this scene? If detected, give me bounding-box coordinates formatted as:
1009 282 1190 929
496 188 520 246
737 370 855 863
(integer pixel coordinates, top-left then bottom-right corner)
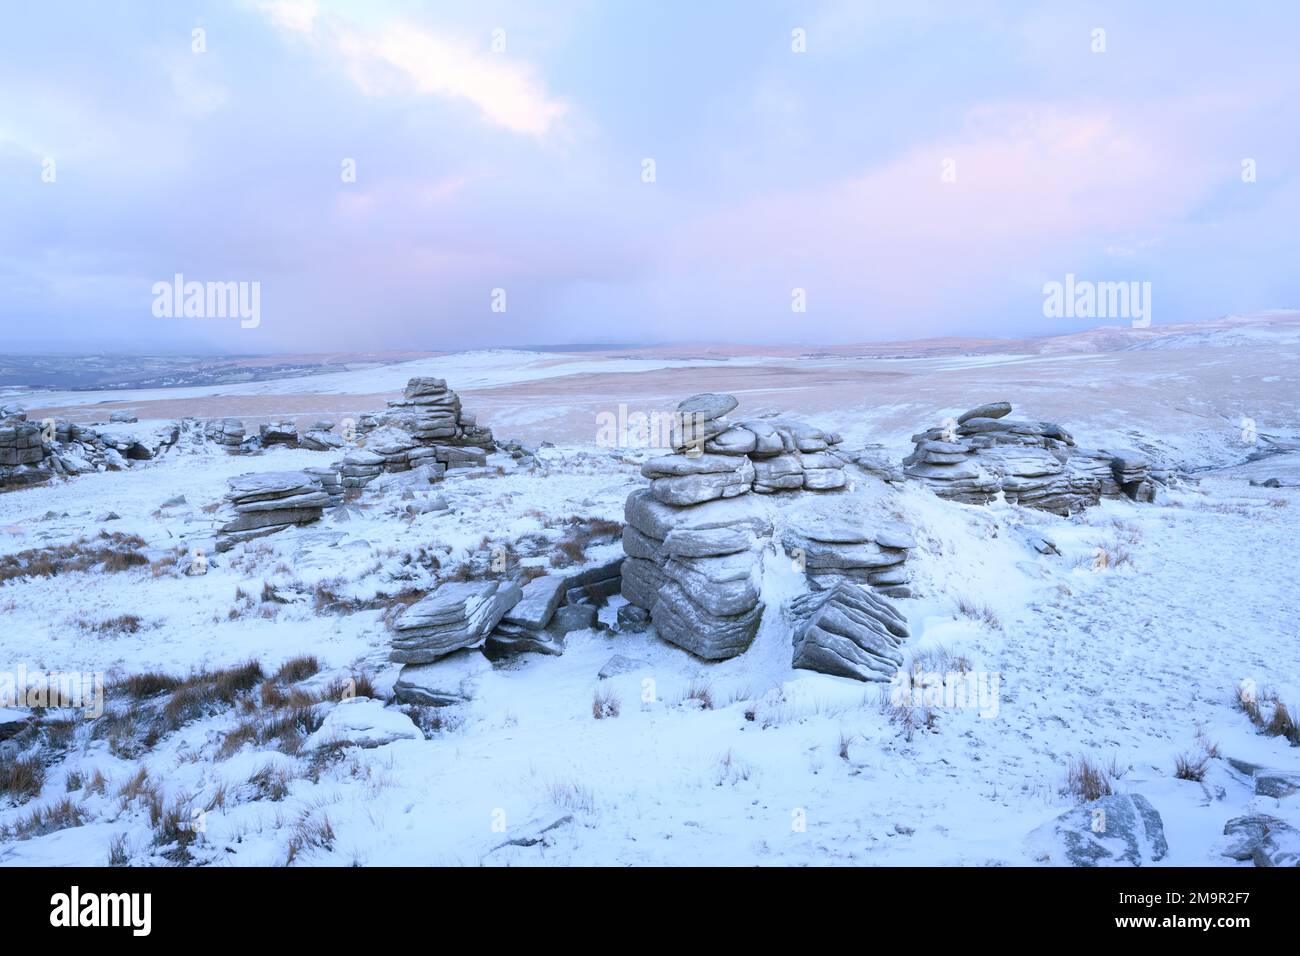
0 309 1296 360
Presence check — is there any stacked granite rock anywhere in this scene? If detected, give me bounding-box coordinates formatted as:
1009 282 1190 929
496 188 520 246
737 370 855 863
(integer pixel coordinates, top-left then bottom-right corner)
1109 450 1156 502
390 580 522 665
2 408 181 491
0 412 46 490
299 422 345 452
904 401 1158 514
214 471 328 551
372 377 496 450
781 514 916 598
365 430 442 475
258 422 299 448
304 465 344 506
330 377 496 491
622 393 869 661
204 418 246 452
483 557 623 659
339 449 384 489
789 583 910 682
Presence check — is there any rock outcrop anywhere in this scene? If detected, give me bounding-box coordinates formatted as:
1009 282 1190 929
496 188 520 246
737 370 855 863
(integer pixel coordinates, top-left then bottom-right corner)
369 377 495 450
781 514 916 598
483 557 623 660
331 377 497 492
204 418 246 453
904 402 1160 513
214 471 328 551
389 580 522 664
1 407 182 492
258 421 300 448
789 583 909 681
621 392 907 663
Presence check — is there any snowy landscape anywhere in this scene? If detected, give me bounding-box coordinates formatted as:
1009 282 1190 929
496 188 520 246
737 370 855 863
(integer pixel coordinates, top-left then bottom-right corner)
1 313 1298 867
3 1 1299 881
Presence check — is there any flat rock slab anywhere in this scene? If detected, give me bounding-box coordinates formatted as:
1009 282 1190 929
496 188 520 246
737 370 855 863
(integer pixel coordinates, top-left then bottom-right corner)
227 471 321 502
957 401 1012 424
502 575 566 630
1255 770 1300 799
677 393 738 421
1221 814 1300 867
598 654 648 679
390 580 523 663
304 699 422 749
625 488 772 541
392 650 494 705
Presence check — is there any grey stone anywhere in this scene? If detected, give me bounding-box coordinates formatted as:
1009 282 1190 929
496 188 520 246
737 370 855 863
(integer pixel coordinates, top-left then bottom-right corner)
1221 814 1300 867
550 603 598 634
502 575 566 630
1029 794 1168 867
661 525 753 558
615 603 650 632
620 556 667 609
677 392 738 422
624 488 772 541
390 580 523 663
484 626 565 660
650 457 753 505
598 654 647 679
392 650 493 705
651 581 762 660
704 426 758 455
957 402 1012 424
1255 770 1300 799
789 584 909 681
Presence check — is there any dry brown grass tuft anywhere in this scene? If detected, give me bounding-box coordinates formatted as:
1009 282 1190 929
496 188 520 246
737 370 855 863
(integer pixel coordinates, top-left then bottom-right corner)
1174 751 1209 781
955 597 1002 630
6 796 85 841
592 687 620 719
272 655 320 685
283 810 336 866
0 755 46 803
81 614 145 636
879 693 937 742
1265 700 1299 745
0 532 148 583
1063 755 1121 803
683 681 714 711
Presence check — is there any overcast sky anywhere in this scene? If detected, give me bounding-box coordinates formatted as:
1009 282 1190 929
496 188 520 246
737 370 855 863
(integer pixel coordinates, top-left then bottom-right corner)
2 0 1298 353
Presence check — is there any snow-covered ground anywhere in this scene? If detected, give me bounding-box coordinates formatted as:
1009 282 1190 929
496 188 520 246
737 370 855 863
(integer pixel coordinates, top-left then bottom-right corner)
3 317 1299 866
1 403 1297 865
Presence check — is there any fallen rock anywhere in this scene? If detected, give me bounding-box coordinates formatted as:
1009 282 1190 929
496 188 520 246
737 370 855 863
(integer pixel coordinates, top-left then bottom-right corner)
598 654 647 679
1028 794 1169 867
789 583 909 681
392 649 494 705
1221 814 1300 867
551 603 598 634
390 580 523 663
215 471 327 551
1255 770 1300 799
304 699 422 749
